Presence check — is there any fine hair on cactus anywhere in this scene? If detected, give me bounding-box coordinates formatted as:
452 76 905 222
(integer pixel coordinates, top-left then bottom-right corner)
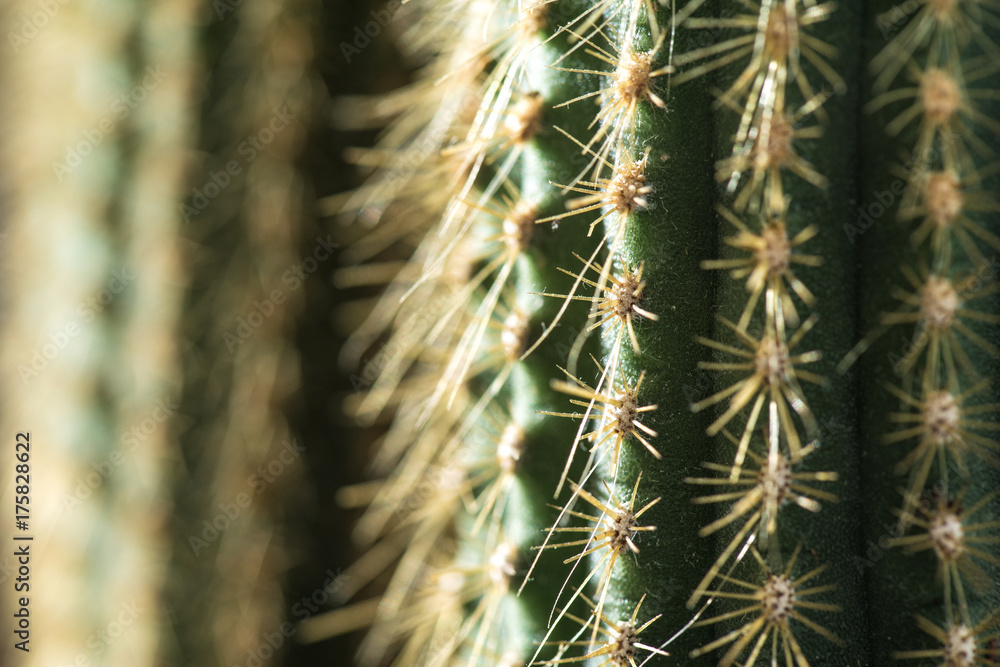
325 0 1000 665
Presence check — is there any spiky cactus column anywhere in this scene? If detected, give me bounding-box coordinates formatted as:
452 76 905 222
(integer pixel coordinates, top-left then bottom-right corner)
854 0 1000 661
334 0 1000 665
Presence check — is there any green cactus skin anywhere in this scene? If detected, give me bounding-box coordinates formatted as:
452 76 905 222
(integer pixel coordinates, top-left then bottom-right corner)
335 0 1000 665
579 4 723 661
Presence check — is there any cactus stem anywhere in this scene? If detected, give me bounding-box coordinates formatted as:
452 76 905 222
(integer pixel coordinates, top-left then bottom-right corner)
716 90 831 213
870 0 1000 93
551 27 670 171
888 487 1000 623
674 0 844 133
533 252 657 355
537 472 659 648
883 378 1000 528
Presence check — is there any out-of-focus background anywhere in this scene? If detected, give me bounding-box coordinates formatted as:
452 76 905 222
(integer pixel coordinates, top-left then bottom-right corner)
0 0 402 664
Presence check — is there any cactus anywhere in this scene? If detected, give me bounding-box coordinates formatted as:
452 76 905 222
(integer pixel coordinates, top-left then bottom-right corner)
0 1 201 665
331 0 1000 665
0 1 320 665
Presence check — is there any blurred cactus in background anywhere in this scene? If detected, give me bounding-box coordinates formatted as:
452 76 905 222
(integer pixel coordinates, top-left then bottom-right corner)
0 0 335 665
0 0 202 664
166 0 318 665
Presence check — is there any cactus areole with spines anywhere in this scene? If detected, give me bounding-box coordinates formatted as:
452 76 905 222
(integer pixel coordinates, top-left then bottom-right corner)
333 0 1000 665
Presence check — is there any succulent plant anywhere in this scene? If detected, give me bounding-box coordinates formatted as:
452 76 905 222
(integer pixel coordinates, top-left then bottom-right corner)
332 0 1000 665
